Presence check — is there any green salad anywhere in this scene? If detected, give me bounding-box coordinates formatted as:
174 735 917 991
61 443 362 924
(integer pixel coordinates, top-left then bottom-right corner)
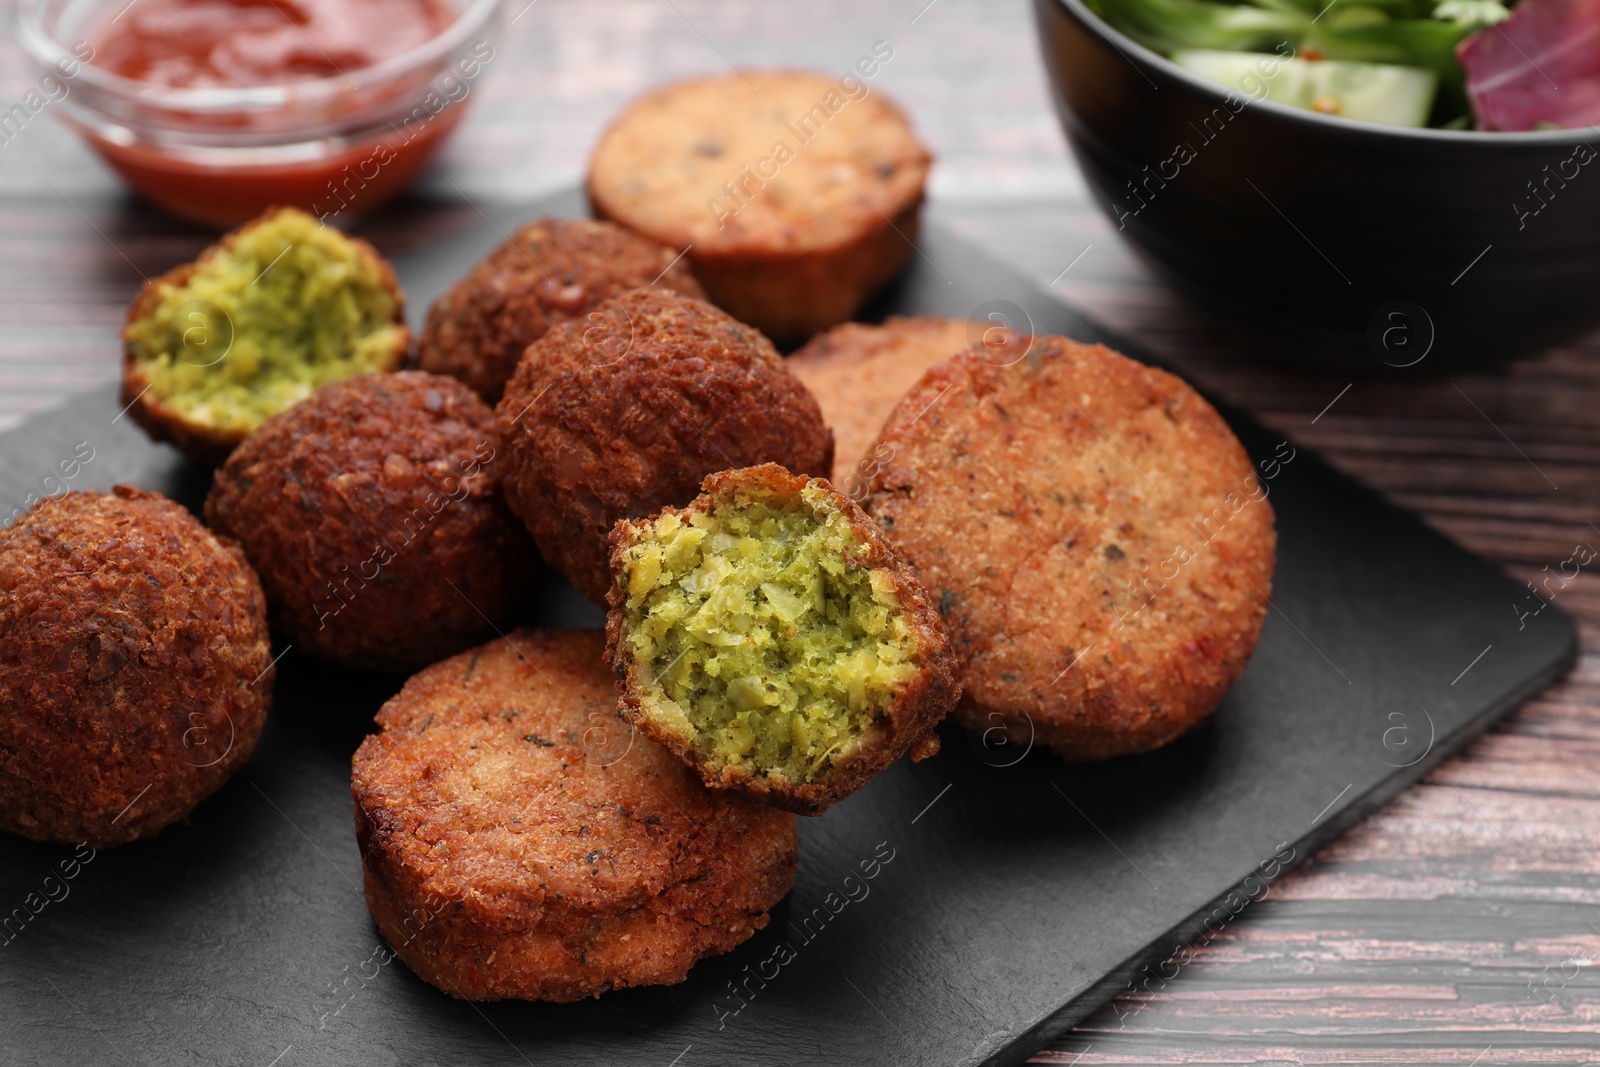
1088 0 1515 128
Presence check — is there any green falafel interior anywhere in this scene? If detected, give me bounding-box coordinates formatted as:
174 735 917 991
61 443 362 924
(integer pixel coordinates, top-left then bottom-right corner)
615 475 920 784
125 207 406 438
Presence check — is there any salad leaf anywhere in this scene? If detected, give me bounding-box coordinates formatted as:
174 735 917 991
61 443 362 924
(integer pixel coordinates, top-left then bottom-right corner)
1090 0 1493 123
1092 0 1486 77
1085 0 1302 53
1282 0 1440 16
1459 0 1600 130
1314 9 1482 83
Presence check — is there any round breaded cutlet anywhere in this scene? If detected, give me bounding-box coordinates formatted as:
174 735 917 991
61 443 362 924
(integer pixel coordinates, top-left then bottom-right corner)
789 317 982 489
351 628 797 1002
122 207 408 467
415 217 706 404
494 288 833 604
206 372 536 673
862 338 1276 761
0 487 273 846
606 464 959 815
587 69 932 341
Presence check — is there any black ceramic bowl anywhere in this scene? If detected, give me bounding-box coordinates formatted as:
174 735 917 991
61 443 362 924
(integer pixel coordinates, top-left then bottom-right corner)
1035 0 1600 371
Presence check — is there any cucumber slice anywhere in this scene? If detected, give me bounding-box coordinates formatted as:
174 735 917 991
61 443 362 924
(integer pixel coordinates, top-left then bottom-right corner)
1305 61 1437 128
1171 49 1437 127
1171 48 1311 108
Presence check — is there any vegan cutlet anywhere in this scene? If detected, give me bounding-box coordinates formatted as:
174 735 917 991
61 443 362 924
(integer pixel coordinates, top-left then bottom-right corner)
351 628 797 1001
588 69 931 341
862 337 1276 760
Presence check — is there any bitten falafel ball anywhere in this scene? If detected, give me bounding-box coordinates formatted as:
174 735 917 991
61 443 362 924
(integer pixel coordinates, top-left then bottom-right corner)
206 372 536 673
606 464 959 815
495 288 833 604
352 629 797 1001
0 487 274 846
122 207 409 466
416 217 706 404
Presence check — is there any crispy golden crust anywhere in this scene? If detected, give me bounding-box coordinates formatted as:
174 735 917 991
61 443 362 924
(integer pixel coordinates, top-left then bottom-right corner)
604 463 959 815
587 70 932 341
351 629 797 1002
494 288 833 604
789 317 978 486
863 338 1277 761
415 217 706 404
0 487 273 845
120 218 409 467
205 372 536 673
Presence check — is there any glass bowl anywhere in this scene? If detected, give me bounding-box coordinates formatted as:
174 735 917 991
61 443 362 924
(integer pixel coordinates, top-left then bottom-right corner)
17 0 503 227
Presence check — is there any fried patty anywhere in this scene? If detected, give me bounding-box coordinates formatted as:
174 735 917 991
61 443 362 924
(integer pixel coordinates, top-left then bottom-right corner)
606 463 958 815
788 317 980 488
862 338 1276 761
351 628 797 1001
206 371 536 673
494 288 833 604
0 487 273 845
122 207 408 466
588 70 932 341
416 217 707 405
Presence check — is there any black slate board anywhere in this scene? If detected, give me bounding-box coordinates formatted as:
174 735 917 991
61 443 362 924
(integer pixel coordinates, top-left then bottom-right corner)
0 190 1576 1067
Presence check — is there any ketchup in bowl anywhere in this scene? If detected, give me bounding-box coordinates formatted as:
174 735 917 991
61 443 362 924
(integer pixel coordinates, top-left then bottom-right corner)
89 0 454 89
18 0 501 227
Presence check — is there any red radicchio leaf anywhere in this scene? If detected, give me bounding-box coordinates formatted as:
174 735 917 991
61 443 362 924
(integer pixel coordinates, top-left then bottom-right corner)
1460 0 1600 131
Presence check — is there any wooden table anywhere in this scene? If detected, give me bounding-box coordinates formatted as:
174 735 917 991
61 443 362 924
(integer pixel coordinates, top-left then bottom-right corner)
3 1 1598 1062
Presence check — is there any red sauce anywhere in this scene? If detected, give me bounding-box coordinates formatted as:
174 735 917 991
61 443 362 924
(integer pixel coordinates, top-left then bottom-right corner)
77 0 475 227
86 110 467 228
88 0 454 89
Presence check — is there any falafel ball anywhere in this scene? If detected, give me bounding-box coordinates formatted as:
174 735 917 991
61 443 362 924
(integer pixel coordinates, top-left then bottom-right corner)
495 288 833 604
416 217 706 404
206 372 536 673
606 464 959 815
122 207 409 466
0 487 274 846
862 336 1277 761
352 628 797 1002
